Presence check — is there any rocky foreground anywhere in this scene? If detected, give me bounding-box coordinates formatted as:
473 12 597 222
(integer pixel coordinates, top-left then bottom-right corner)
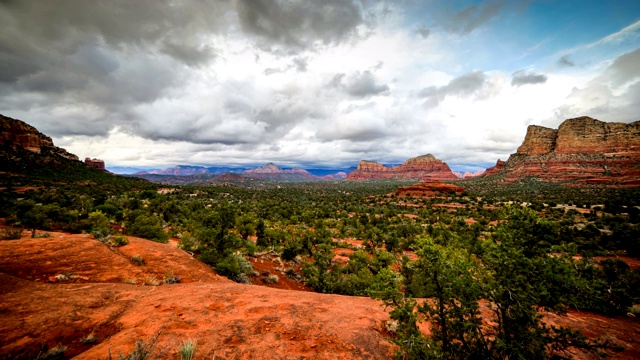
1 231 639 359
0 231 392 359
484 117 640 186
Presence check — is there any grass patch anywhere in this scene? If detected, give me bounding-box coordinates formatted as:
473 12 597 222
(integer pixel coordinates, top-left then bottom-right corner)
80 332 98 344
142 275 160 286
131 255 145 266
177 339 197 360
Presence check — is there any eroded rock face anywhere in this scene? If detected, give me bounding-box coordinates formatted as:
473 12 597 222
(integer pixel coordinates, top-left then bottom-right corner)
0 114 79 161
1 114 54 153
485 117 640 187
347 154 458 181
84 158 106 171
483 159 506 177
395 180 465 198
517 125 558 155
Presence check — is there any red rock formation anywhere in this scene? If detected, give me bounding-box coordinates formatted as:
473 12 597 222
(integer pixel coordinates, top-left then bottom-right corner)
0 114 78 161
484 117 640 187
483 159 506 177
347 154 458 181
84 157 106 171
395 180 465 198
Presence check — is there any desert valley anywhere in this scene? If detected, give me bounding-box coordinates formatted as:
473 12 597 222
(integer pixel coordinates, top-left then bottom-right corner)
2 1 640 359
1 113 640 359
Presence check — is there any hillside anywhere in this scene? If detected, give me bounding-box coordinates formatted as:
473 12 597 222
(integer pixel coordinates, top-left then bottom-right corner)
0 114 151 189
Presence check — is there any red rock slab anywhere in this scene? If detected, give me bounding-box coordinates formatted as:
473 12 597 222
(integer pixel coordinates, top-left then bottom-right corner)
0 274 393 360
0 231 225 285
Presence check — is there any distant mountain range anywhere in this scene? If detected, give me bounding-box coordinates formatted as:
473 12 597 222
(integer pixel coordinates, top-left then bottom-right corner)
131 163 349 183
2 113 639 187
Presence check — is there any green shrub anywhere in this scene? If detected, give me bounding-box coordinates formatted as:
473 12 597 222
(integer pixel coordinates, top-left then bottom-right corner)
263 274 279 284
131 255 145 265
110 235 129 247
177 232 198 252
0 228 22 240
126 215 168 243
215 254 253 283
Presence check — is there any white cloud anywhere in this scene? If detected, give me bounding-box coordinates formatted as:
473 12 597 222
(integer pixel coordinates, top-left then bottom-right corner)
1 1 638 173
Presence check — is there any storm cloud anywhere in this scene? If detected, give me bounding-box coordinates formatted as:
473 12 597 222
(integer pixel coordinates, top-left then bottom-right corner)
511 70 548 87
0 0 638 173
419 71 489 107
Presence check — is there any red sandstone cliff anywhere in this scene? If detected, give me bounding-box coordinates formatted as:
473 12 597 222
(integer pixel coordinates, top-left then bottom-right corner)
0 114 78 161
84 157 106 171
347 154 458 181
484 116 640 187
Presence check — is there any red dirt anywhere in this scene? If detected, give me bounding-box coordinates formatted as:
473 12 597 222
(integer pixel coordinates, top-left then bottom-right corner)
0 231 393 359
247 254 312 292
333 248 355 264
2 231 639 359
571 255 640 270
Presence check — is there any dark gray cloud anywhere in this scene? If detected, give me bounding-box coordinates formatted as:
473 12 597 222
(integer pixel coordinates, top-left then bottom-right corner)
0 0 231 137
416 26 430 38
557 55 575 67
601 47 640 87
418 71 487 107
330 71 390 97
161 42 215 67
236 0 363 49
511 70 547 87
550 48 640 125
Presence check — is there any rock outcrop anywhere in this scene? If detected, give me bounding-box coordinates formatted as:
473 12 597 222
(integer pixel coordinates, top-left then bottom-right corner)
84 157 106 171
483 159 506 177
0 114 78 161
347 154 457 181
395 180 465 198
484 117 640 187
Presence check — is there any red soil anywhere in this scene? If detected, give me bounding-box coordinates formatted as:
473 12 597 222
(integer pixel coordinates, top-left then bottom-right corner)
0 231 393 359
1 230 639 359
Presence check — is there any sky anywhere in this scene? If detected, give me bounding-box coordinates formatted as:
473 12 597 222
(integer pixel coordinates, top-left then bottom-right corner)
1 0 639 173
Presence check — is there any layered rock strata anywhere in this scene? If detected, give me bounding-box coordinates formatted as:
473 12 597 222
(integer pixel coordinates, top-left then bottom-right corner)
347 154 458 181
484 117 640 186
0 114 79 161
